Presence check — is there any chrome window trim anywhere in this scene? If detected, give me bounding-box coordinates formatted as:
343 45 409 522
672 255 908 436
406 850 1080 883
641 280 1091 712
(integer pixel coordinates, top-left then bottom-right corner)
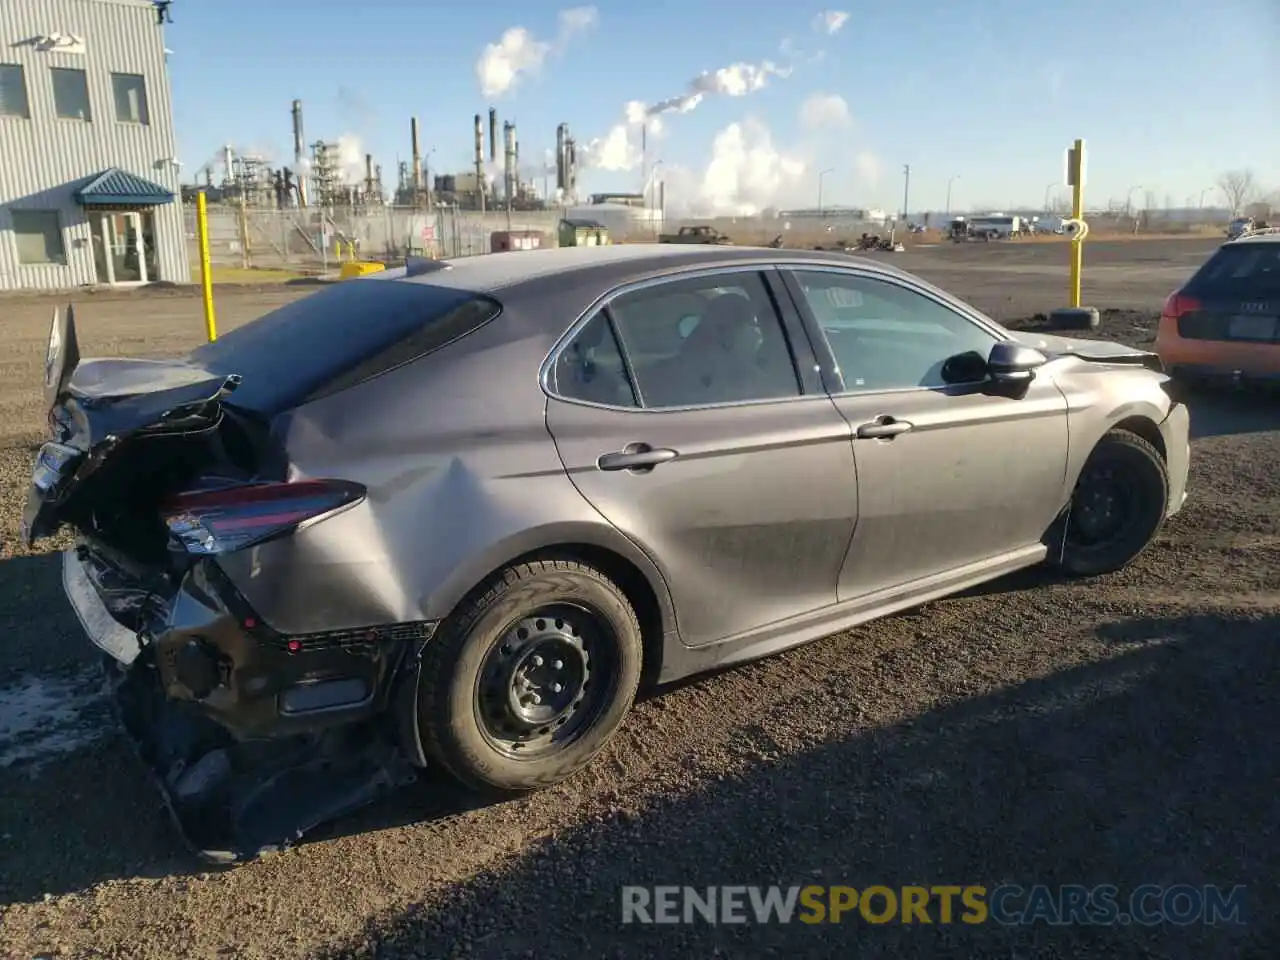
783 263 1004 395
540 262 822 413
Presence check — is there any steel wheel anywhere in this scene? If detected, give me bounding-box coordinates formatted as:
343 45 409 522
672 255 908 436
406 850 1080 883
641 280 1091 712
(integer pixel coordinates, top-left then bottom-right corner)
1066 462 1140 549
1054 428 1170 578
475 603 617 760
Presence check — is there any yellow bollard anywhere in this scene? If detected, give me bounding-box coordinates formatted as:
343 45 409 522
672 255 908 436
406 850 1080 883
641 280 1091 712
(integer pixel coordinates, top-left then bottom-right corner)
196 191 217 342
1067 137 1086 309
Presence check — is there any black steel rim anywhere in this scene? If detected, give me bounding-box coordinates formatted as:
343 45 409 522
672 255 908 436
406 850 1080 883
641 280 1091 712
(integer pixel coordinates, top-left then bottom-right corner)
1066 461 1139 549
475 603 617 760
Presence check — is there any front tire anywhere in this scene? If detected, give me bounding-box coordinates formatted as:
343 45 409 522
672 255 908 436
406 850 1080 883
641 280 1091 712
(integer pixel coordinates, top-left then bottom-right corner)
1054 429 1169 577
416 559 643 792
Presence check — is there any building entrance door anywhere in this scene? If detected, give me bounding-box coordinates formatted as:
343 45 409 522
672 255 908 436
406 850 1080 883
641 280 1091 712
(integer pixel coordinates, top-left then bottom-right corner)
90 211 154 285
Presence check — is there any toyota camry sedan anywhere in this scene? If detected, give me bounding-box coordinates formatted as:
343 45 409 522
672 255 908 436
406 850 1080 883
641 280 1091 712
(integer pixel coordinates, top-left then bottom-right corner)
25 244 1190 860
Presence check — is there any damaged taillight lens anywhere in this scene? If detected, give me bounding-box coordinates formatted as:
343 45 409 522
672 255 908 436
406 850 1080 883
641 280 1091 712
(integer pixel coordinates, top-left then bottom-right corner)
162 479 365 555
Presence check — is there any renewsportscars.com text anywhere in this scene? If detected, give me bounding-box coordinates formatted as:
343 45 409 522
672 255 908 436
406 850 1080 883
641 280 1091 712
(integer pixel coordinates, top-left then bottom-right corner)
621 884 1247 926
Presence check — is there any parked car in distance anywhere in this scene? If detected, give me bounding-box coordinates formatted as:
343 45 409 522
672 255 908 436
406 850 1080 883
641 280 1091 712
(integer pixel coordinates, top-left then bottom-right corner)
1155 228 1280 386
26 244 1191 861
659 225 734 244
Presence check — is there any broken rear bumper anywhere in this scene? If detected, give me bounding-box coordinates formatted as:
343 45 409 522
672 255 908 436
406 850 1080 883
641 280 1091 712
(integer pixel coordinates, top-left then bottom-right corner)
61 547 428 862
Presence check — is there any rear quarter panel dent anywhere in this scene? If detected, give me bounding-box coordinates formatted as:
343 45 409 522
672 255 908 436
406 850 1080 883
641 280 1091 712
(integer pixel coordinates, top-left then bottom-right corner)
216 306 677 638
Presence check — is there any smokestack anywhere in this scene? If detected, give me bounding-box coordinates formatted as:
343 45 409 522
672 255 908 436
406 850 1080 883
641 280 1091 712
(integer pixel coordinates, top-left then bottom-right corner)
504 126 514 195
488 107 498 163
364 153 374 202
503 120 515 204
410 116 422 192
291 100 307 206
473 113 486 213
556 123 567 191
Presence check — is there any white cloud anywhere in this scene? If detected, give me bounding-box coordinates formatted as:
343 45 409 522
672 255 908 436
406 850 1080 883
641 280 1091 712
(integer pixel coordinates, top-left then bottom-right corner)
581 57 791 173
651 118 808 217
700 119 808 214
799 92 852 130
475 6 598 98
853 150 881 188
589 124 638 173
650 116 885 217
335 134 366 184
558 5 599 36
812 10 850 35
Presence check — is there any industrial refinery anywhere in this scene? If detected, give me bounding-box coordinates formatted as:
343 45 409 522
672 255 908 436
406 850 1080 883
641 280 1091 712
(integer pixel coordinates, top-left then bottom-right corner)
185 99 582 213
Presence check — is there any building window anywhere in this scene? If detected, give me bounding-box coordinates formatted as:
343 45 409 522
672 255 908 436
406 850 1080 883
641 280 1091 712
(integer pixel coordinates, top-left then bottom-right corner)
12 210 67 265
111 73 149 124
0 63 29 118
51 67 91 121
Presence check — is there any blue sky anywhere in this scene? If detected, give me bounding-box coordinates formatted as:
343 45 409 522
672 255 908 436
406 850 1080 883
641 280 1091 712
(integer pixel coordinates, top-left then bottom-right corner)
164 0 1279 215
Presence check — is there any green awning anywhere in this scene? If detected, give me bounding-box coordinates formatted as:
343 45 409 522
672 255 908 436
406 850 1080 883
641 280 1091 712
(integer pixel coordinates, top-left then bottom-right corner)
74 168 175 207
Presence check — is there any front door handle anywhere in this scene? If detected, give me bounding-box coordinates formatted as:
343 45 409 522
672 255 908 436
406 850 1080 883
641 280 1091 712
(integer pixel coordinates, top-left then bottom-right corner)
856 416 913 439
597 443 679 472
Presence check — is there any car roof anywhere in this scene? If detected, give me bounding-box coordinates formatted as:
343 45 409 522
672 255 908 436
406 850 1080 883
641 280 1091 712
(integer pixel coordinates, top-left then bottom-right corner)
1226 228 1280 245
382 244 916 294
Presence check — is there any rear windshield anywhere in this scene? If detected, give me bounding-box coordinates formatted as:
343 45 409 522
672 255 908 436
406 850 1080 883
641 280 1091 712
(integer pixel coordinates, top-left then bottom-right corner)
1186 243 1280 295
189 279 501 414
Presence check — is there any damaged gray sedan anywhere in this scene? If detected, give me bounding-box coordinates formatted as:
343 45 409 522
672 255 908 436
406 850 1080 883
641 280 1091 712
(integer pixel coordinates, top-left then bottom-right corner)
23 245 1191 861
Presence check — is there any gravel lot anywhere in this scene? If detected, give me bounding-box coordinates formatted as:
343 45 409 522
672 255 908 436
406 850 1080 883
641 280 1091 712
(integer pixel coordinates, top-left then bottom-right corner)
2 238 1278 959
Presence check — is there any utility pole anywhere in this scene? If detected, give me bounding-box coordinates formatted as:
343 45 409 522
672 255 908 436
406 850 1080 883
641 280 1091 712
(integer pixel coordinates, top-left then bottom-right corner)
901 164 911 223
818 168 834 215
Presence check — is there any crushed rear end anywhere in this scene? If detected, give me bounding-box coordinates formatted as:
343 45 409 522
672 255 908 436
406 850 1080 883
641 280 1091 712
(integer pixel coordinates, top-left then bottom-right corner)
24 305 425 861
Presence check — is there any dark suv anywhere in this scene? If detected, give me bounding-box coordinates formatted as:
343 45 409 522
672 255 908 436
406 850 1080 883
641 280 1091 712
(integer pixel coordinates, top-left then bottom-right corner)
1155 228 1280 385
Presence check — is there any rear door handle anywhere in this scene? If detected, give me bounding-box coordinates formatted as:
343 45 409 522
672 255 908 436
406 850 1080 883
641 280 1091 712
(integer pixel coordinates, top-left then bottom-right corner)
856 417 913 439
597 443 679 472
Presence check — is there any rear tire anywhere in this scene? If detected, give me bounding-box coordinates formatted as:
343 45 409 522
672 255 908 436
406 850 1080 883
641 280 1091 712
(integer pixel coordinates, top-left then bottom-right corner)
416 559 643 792
1053 429 1169 578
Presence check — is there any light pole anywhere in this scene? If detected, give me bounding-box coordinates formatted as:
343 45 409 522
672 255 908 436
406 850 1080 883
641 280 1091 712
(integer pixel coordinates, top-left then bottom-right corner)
1044 182 1058 213
818 168 834 215
1125 184 1143 219
424 147 435 209
648 160 664 238
946 175 959 216
1198 187 1212 208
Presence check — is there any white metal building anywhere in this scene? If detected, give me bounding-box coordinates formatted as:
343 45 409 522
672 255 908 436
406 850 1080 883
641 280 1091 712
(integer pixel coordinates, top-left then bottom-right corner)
0 0 188 290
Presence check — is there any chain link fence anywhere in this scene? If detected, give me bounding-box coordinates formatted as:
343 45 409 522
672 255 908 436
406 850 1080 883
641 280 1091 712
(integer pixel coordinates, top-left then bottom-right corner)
184 204 1229 276
185 205 581 273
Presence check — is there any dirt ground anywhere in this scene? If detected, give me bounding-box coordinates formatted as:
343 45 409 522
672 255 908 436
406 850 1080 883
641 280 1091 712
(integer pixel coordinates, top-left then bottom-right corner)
2 237 1278 959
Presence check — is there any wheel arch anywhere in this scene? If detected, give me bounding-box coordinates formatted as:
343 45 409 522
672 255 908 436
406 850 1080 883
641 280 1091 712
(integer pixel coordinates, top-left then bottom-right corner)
1110 413 1167 461
424 522 678 685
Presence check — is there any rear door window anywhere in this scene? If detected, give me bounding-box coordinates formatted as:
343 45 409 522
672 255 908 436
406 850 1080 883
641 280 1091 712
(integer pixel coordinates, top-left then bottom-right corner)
552 313 639 408
551 271 803 409
609 272 801 408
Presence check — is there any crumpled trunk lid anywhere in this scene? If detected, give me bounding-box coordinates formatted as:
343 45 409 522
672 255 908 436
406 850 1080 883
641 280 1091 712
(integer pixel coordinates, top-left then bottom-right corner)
22 305 251 548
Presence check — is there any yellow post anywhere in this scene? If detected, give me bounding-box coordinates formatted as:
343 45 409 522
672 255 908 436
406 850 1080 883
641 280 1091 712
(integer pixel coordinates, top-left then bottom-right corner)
196 191 217 342
1068 137 1085 308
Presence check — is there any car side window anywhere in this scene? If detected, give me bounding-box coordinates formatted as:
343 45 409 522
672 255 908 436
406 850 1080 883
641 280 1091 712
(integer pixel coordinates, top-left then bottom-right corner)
792 271 999 392
554 312 639 408
607 272 802 408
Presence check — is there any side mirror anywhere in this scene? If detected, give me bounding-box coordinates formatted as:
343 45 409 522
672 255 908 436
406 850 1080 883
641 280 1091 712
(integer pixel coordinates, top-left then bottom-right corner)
987 340 1048 385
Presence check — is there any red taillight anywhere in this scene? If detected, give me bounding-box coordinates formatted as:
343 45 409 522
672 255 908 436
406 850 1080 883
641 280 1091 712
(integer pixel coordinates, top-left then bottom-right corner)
162 479 364 555
1161 291 1202 320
